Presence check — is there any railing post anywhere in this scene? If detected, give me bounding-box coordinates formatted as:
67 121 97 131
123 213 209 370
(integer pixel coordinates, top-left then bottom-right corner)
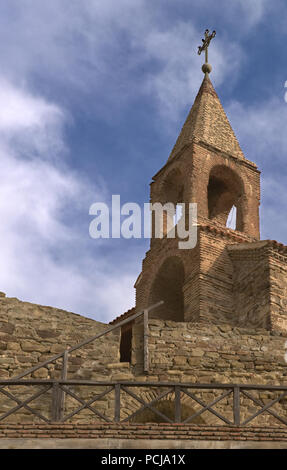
174 386 181 423
59 350 68 420
143 309 149 374
51 382 60 422
233 385 240 426
114 383 121 422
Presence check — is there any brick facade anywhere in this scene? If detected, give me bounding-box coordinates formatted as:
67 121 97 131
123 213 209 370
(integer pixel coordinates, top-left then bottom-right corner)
133 74 262 330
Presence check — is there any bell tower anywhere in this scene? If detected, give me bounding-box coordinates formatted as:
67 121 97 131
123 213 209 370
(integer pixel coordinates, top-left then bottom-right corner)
135 30 261 326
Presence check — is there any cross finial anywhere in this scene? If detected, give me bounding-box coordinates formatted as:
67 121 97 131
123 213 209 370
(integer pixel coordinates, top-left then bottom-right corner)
198 29 216 75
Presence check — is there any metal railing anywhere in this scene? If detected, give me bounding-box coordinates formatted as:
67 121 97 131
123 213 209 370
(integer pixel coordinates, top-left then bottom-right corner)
0 381 287 425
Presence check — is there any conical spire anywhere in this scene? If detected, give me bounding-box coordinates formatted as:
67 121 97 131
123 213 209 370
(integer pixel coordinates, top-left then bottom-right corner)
168 74 245 161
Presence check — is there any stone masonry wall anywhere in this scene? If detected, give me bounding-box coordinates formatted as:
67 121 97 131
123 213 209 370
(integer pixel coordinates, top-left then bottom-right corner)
1 290 287 426
0 294 122 380
132 319 287 383
0 294 134 423
132 318 287 427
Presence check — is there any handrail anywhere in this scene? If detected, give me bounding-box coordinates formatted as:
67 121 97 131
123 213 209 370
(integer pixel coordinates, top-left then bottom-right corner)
8 300 164 381
1 380 287 390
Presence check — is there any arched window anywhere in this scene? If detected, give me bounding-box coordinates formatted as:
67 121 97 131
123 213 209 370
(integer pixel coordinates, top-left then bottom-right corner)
207 165 244 231
148 256 184 321
155 168 184 237
161 168 184 205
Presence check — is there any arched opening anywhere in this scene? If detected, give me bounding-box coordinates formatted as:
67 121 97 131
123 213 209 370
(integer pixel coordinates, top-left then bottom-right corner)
156 168 184 237
161 168 184 203
207 165 244 231
148 256 184 321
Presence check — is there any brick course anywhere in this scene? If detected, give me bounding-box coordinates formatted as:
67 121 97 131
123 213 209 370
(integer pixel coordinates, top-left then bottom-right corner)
0 423 287 441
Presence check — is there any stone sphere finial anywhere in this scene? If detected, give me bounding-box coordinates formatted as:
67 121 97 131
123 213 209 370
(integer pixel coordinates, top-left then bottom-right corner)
202 63 212 74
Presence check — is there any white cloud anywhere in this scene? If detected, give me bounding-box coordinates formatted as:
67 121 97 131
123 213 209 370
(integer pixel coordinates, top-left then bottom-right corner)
0 79 67 164
0 79 62 132
0 79 137 321
0 1 247 121
237 0 267 25
227 96 287 167
220 0 268 28
196 0 268 29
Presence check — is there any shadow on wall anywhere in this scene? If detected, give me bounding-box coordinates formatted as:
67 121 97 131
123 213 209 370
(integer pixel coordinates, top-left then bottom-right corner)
148 256 185 322
129 399 205 424
208 165 244 231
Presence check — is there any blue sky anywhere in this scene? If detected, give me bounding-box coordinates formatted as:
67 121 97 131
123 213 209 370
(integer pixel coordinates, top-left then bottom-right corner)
0 0 286 322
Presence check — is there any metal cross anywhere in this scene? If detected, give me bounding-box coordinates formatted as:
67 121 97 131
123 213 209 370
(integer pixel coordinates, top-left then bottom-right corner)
198 29 216 64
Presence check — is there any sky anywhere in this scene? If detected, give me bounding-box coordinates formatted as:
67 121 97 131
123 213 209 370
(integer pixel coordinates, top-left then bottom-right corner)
0 0 286 323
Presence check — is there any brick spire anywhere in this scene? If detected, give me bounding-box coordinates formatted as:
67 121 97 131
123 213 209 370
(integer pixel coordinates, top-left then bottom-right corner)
168 74 245 161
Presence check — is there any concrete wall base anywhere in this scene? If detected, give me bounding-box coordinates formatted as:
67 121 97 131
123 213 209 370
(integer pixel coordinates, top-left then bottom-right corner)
0 438 287 449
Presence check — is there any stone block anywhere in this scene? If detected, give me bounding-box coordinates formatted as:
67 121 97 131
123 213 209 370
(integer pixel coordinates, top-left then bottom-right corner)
191 349 205 357
21 341 47 353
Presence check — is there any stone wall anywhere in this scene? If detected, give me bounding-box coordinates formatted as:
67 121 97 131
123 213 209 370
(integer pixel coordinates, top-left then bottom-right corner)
1 292 287 427
0 294 134 423
132 318 287 383
0 294 122 380
131 318 287 427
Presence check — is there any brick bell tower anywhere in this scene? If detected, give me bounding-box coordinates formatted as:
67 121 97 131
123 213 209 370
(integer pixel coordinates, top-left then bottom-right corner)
134 30 261 326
